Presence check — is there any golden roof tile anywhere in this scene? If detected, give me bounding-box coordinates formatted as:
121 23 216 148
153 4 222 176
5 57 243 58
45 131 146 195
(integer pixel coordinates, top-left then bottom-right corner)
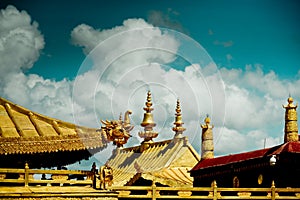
0 97 109 155
106 137 200 187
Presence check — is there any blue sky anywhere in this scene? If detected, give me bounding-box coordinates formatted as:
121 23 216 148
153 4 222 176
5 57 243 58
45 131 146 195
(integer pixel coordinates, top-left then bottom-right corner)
0 0 300 162
1 0 299 80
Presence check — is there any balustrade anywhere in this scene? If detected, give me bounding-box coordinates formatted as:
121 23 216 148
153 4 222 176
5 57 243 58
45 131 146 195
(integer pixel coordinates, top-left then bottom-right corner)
1 165 300 199
0 163 94 187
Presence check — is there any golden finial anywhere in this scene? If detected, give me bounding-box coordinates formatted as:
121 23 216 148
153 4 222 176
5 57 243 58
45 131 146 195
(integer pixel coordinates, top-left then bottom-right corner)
139 91 158 144
288 96 294 104
204 114 211 125
176 98 181 115
201 114 213 129
201 114 214 159
283 95 298 143
144 91 154 112
284 94 297 109
172 99 186 138
140 91 156 130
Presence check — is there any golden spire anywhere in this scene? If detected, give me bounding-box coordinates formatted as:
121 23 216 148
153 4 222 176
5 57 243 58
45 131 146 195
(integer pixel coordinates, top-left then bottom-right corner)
283 96 298 142
201 114 214 159
139 91 158 143
140 91 156 130
172 99 186 138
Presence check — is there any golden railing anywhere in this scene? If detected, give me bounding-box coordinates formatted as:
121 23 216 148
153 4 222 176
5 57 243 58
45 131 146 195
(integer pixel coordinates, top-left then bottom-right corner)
1 165 300 199
108 181 300 200
0 163 94 187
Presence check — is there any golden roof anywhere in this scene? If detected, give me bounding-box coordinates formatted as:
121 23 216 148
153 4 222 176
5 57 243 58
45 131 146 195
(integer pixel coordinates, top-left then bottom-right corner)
0 97 108 155
106 137 200 187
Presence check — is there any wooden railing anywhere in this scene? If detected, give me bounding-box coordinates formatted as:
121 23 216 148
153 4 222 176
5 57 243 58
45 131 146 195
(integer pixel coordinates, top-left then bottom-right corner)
0 163 94 187
108 181 300 199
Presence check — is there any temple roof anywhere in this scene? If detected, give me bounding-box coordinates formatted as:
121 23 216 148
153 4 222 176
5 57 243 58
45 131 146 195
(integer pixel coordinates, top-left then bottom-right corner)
0 97 108 166
191 148 272 171
273 141 300 154
106 137 200 187
191 141 300 173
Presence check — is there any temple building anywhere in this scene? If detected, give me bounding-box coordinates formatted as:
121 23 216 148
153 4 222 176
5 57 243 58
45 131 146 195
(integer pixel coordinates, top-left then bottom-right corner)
105 91 200 187
190 96 300 188
0 92 200 188
0 97 109 169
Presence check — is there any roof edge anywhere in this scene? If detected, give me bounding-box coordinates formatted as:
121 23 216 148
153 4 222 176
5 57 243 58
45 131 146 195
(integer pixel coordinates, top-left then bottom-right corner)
0 97 98 131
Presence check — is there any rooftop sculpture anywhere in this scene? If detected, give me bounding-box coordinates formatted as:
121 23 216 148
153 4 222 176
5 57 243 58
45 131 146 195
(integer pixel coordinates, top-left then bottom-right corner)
100 110 134 148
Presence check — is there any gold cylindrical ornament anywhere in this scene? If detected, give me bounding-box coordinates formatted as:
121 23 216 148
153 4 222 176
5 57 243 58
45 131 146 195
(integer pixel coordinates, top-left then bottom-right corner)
286 133 299 142
285 109 297 120
285 121 298 132
202 140 214 151
202 129 214 140
201 116 214 159
202 152 214 160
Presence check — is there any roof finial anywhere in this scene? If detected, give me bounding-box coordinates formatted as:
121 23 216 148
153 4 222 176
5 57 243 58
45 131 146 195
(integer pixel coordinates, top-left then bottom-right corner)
172 99 186 139
283 95 298 143
145 91 153 112
204 114 211 125
201 114 214 159
138 91 158 144
140 91 156 130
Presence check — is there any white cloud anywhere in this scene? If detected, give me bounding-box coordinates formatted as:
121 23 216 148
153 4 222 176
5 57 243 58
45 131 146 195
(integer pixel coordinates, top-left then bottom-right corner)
247 130 281 149
0 5 72 123
70 20 230 160
214 127 248 155
71 18 176 56
3 72 73 122
214 126 281 156
69 19 300 156
221 65 300 98
71 19 182 125
0 5 44 84
220 65 299 134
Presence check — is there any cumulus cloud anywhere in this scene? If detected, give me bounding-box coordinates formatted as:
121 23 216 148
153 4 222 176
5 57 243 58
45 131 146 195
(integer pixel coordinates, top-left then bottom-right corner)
0 5 44 83
71 19 182 124
69 18 300 156
3 72 73 121
221 65 300 106
0 5 73 122
70 20 226 150
71 19 176 56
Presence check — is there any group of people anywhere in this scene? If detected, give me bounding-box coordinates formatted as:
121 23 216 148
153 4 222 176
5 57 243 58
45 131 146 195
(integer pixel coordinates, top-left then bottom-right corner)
38 163 113 189
91 162 113 189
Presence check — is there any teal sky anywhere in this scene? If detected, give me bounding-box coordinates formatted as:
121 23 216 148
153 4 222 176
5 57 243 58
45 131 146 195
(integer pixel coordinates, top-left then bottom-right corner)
1 0 299 80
